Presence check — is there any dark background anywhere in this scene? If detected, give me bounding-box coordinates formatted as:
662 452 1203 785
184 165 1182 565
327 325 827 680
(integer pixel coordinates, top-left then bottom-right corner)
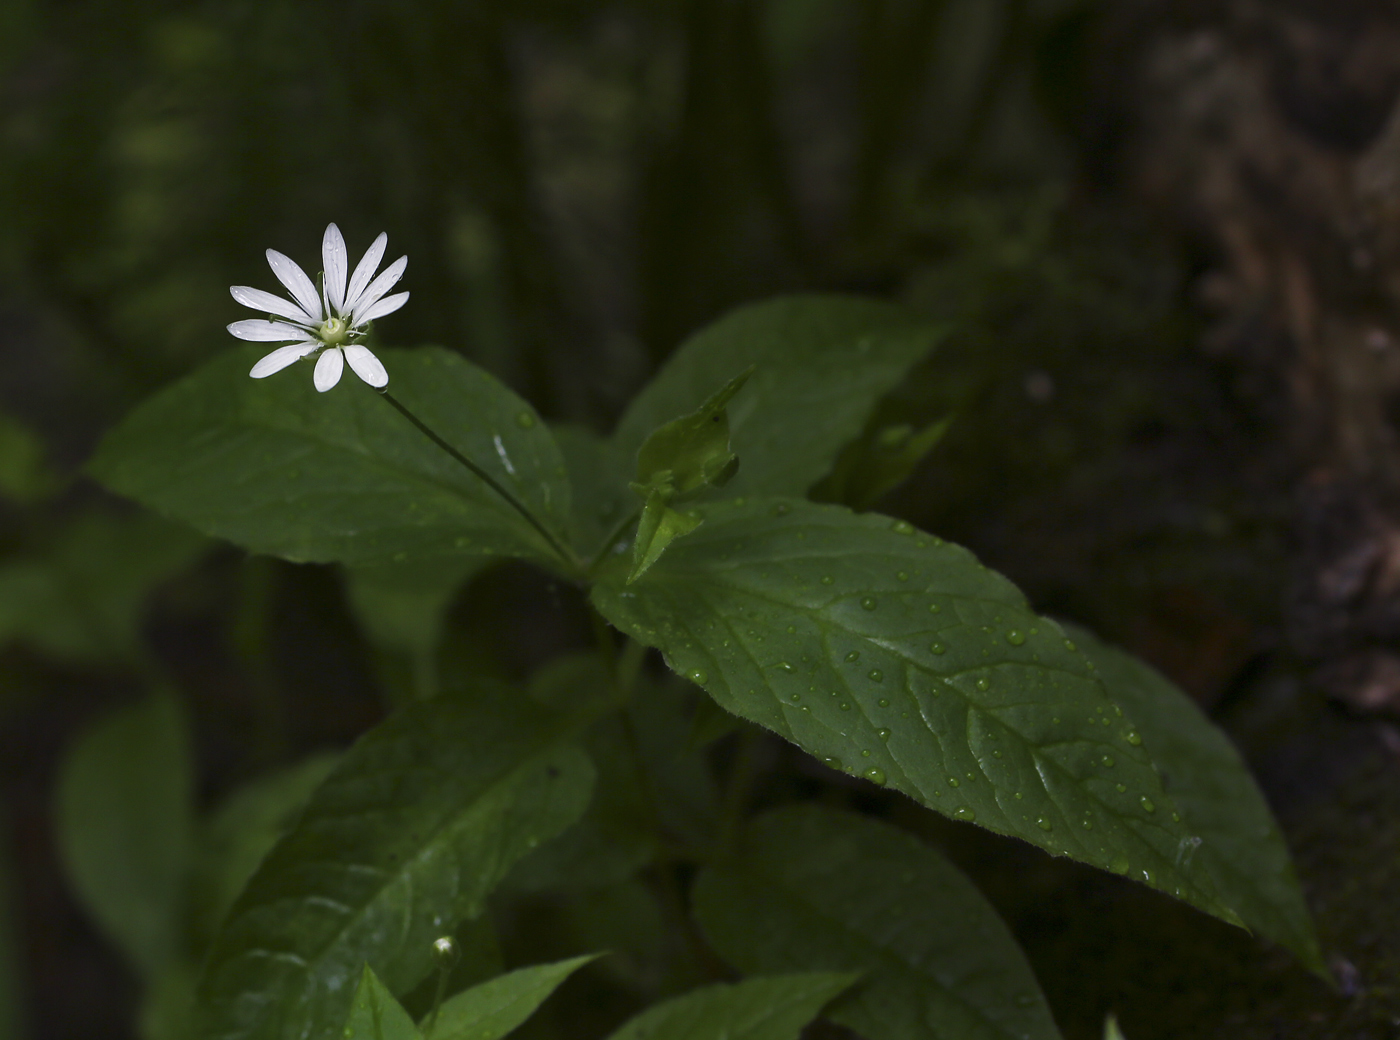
3 0 1400 1037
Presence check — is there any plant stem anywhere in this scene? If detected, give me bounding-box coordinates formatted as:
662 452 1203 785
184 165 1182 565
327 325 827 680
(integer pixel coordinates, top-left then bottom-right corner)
590 507 641 575
378 390 579 573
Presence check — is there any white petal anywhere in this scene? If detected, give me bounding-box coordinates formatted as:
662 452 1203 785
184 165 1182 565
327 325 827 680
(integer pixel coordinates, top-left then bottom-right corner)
323 224 348 314
266 249 323 322
250 343 317 378
343 344 388 388
228 319 317 342
350 255 407 325
344 232 387 314
357 292 409 324
230 285 315 325
313 346 345 392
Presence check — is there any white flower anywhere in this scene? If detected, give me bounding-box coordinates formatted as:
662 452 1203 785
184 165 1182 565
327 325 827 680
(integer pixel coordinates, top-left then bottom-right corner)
228 223 408 392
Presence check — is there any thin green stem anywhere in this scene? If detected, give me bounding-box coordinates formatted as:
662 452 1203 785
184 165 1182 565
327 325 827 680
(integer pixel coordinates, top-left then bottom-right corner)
378 390 579 573
590 507 641 575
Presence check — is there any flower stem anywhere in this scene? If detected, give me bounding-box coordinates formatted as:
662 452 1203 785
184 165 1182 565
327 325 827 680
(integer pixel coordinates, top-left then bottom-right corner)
378 390 578 572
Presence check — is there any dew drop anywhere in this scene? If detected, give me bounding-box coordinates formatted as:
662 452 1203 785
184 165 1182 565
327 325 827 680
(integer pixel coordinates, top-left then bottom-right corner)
1006 630 1026 646
877 697 890 708
1139 796 1156 813
892 520 915 535
1082 819 1094 830
896 571 909 582
1110 855 1130 875
954 807 976 822
845 650 861 663
778 661 795 673
1036 817 1053 831
929 641 947 655
877 728 891 741
865 767 888 786
929 603 942 613
975 677 990 691
514 410 537 429
789 692 801 703
992 749 1003 759
1126 731 1143 746
947 778 961 788
821 575 834 585
868 669 884 683
1115 783 1127 793
861 596 878 611
839 701 852 711
454 536 472 548
1064 639 1077 652
1171 811 1181 822
689 670 708 685
822 756 843 771
773 502 791 516
1101 755 1115 767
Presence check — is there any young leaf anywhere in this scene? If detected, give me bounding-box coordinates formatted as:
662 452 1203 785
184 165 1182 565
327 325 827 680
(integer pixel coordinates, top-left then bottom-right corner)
344 966 421 1040
591 498 1238 925
613 296 946 498
0 511 206 663
693 804 1062 1040
197 694 595 1040
54 689 193 980
428 954 598 1040
603 972 859 1040
1064 625 1328 976
89 346 572 570
629 492 702 584
632 370 750 499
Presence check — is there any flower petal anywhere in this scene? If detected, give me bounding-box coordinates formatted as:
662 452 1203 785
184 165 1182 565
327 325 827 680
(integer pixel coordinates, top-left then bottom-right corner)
343 344 388 388
266 248 323 322
313 346 345 392
228 318 317 342
350 255 407 325
250 343 317 378
357 292 409 324
323 223 348 314
230 285 315 325
345 232 387 315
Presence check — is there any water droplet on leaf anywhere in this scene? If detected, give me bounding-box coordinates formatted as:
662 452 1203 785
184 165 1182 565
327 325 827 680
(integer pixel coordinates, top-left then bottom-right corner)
861 596 878 611
1006 630 1026 646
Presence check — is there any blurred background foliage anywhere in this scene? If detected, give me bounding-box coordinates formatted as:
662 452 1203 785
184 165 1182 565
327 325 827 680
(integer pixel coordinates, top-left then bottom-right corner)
0 0 1363 1037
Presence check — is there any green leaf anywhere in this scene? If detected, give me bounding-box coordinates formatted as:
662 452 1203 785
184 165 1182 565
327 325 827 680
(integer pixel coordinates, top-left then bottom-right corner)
629 492 702 584
1103 1013 1127 1040
1064 625 1327 976
632 369 750 498
139 960 198 1040
613 296 945 498
54 690 193 979
0 511 206 663
592 498 1237 924
89 346 572 570
816 416 952 511
552 425 632 560
344 557 489 699
603 972 859 1040
429 955 598 1040
344 966 421 1040
0 411 59 504
191 754 341 947
197 693 596 1040
693 804 1062 1040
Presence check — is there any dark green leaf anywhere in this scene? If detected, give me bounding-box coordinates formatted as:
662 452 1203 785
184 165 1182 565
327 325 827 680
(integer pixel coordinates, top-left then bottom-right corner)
1104 1014 1127 1040
191 754 341 946
429 955 598 1040
0 511 206 663
629 493 702 584
344 966 420 1040
90 346 572 569
1065 625 1327 975
603 972 859 1040
552 425 632 561
197 693 595 1040
592 498 1236 924
54 690 193 979
139 961 198 1040
632 370 750 498
693 804 1062 1040
613 296 945 498
816 416 953 511
0 410 59 504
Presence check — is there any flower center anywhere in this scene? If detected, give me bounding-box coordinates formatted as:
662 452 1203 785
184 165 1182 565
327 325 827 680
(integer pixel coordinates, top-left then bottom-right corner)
319 316 349 346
